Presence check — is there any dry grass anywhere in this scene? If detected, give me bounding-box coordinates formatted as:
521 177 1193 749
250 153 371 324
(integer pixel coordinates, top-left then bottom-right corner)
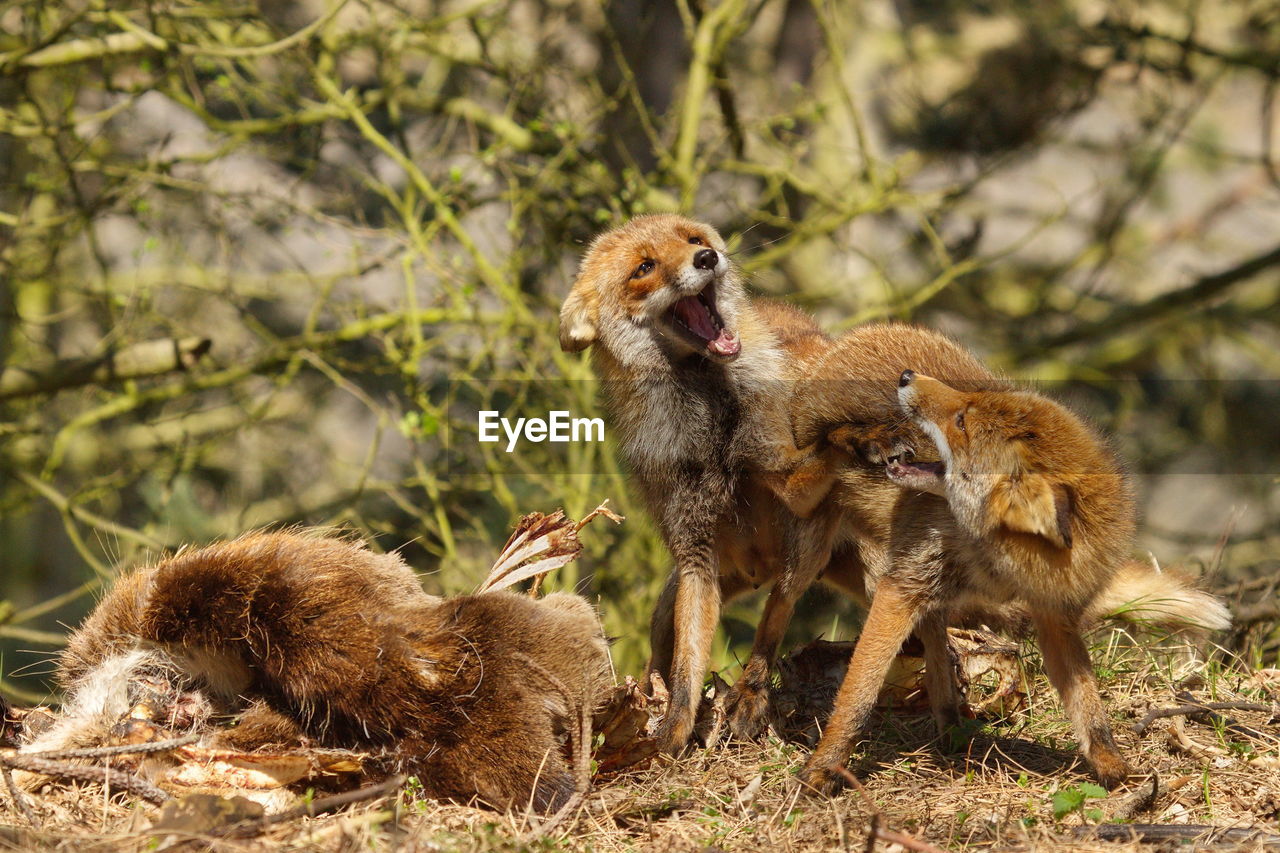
4 631 1280 852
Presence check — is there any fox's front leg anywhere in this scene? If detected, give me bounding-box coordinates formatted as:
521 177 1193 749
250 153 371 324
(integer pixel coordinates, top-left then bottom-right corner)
651 532 722 755
1032 610 1133 789
798 578 922 795
646 570 680 683
825 422 921 467
757 439 850 519
649 565 752 707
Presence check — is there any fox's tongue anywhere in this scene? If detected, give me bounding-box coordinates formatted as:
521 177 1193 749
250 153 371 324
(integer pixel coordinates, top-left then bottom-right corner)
673 295 718 340
672 295 740 357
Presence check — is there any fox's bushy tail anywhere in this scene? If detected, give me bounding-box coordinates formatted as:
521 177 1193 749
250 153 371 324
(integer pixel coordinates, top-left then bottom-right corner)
1089 558 1231 636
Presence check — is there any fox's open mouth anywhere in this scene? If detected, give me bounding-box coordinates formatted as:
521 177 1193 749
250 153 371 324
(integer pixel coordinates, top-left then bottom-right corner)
887 459 945 491
665 282 740 359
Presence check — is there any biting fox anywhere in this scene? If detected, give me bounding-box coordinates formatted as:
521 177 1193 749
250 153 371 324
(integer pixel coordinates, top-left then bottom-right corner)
723 323 1001 738
32 531 611 812
720 320 1231 755
795 371 1231 792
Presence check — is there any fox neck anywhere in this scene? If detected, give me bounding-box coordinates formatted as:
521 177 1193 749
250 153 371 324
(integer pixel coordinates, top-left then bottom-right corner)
942 477 992 541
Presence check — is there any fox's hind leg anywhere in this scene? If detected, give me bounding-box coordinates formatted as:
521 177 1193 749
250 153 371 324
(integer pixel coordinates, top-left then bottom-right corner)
1032 610 1133 789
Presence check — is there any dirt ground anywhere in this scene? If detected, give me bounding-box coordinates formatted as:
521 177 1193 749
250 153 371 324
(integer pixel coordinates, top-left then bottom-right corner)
3 629 1280 852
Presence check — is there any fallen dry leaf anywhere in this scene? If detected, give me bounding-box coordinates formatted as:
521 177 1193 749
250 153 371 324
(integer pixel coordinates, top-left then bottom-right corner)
168 745 366 790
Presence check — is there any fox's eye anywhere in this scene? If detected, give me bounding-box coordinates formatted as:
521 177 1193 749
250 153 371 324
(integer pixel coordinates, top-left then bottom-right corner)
1021 431 1036 441
633 259 655 278
688 236 705 246
955 411 966 432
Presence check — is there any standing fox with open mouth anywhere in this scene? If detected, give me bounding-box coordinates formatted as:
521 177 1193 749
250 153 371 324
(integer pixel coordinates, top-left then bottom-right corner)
798 370 1231 792
559 215 853 752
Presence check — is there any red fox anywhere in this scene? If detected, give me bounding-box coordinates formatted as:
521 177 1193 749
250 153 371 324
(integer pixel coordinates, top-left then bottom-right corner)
795 371 1230 793
559 215 858 753
29 531 612 812
724 322 1230 754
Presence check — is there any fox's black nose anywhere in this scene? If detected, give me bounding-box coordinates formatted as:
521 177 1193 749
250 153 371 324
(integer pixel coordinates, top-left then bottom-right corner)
899 369 915 387
693 248 719 270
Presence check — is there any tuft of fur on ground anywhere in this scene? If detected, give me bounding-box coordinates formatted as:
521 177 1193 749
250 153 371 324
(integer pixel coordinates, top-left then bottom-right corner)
5 628 1280 851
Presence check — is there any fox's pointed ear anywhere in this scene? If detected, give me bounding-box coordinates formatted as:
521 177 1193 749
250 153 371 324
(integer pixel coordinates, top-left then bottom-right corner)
559 282 598 352
994 475 1073 549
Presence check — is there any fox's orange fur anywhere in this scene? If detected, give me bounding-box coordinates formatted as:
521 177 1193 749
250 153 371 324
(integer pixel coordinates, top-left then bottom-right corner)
723 323 1003 737
795 372 1230 793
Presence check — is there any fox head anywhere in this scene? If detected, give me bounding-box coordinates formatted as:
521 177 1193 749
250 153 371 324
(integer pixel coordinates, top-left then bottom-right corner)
559 215 745 365
895 370 1120 551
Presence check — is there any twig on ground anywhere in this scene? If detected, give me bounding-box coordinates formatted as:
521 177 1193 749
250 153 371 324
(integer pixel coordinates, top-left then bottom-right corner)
0 732 204 818
201 774 407 838
1133 698 1273 736
610 799 695 827
1072 824 1280 845
261 774 405 826
25 732 202 761
1175 690 1275 742
1108 772 1160 821
1111 773 1197 823
1164 717 1280 769
0 752 171 805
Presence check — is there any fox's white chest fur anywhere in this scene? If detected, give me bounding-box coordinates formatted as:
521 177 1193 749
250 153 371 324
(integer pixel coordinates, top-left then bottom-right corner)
602 331 785 475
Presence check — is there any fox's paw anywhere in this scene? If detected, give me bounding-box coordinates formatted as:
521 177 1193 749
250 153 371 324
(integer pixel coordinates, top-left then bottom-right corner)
1088 747 1135 790
824 424 862 457
724 682 770 742
653 712 695 757
826 423 915 466
931 703 963 738
795 760 847 797
867 435 915 465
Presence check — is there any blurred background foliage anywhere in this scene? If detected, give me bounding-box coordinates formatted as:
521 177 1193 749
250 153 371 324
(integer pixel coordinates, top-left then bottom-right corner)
1 0 1278 701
